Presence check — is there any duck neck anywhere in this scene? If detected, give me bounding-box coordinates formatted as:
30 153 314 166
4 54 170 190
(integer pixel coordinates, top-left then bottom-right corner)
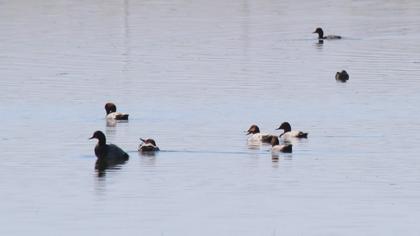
318 31 324 39
97 136 106 146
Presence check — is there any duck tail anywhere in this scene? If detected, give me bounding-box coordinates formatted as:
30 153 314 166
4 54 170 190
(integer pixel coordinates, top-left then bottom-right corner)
300 132 308 138
115 114 129 120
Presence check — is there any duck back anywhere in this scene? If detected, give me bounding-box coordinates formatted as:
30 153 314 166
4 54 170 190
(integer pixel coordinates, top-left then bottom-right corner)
272 144 293 153
138 143 160 152
95 143 129 165
325 35 342 39
336 70 349 82
106 112 129 120
282 131 308 139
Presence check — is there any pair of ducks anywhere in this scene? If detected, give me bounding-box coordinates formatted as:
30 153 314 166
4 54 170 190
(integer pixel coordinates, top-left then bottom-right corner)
313 28 350 83
90 131 160 170
247 122 308 154
90 103 159 170
104 102 159 152
104 102 160 152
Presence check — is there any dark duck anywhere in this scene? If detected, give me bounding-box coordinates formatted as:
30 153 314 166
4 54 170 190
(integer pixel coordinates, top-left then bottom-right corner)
335 70 349 82
89 130 129 170
313 27 342 40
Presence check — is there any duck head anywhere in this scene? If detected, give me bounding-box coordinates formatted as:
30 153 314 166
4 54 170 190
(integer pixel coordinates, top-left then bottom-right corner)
140 138 157 146
313 27 324 39
276 122 292 133
104 102 117 115
247 125 260 135
90 130 106 145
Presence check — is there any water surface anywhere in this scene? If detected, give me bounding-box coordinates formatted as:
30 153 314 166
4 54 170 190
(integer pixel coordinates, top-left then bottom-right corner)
1 0 420 235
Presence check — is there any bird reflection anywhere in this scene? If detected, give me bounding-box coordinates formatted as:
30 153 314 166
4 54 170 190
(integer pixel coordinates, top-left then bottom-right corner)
316 39 324 48
271 157 279 168
247 142 262 150
138 152 157 166
106 119 117 127
95 163 126 178
271 152 293 162
106 119 128 127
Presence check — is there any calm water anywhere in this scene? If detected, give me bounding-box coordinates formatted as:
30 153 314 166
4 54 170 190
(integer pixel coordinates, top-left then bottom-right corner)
1 0 420 235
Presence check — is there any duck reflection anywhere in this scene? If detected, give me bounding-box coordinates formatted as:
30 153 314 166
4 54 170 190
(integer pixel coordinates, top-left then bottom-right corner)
316 39 324 47
106 119 128 127
95 164 126 178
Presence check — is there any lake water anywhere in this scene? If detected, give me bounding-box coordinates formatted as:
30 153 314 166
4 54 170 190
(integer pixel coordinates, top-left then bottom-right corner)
1 0 420 235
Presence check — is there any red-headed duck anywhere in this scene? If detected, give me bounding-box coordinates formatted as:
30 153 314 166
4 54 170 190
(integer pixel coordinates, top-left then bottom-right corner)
105 102 129 120
247 124 276 143
138 138 160 152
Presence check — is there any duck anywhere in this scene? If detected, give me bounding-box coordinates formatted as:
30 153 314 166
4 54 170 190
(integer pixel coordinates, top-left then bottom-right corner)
105 102 129 120
247 124 276 143
313 27 341 40
335 70 349 82
138 138 160 152
89 130 129 169
276 122 308 139
270 136 292 153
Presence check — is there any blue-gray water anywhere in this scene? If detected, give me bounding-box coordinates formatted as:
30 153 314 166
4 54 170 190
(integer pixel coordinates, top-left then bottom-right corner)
1 0 420 235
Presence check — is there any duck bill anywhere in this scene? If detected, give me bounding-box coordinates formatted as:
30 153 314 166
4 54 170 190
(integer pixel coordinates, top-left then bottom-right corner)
89 136 94 140
140 138 146 143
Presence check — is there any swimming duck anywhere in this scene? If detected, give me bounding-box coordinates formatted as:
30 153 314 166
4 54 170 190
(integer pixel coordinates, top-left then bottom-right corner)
105 102 129 120
313 27 341 40
270 136 292 153
276 122 308 139
335 70 349 82
138 138 160 152
89 130 129 169
247 124 276 143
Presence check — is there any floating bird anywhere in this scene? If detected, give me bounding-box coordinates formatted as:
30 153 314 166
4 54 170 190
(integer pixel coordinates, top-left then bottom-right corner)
247 124 276 143
270 136 292 153
276 122 308 139
313 27 342 40
105 102 129 120
335 70 349 82
89 130 129 170
138 138 160 152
